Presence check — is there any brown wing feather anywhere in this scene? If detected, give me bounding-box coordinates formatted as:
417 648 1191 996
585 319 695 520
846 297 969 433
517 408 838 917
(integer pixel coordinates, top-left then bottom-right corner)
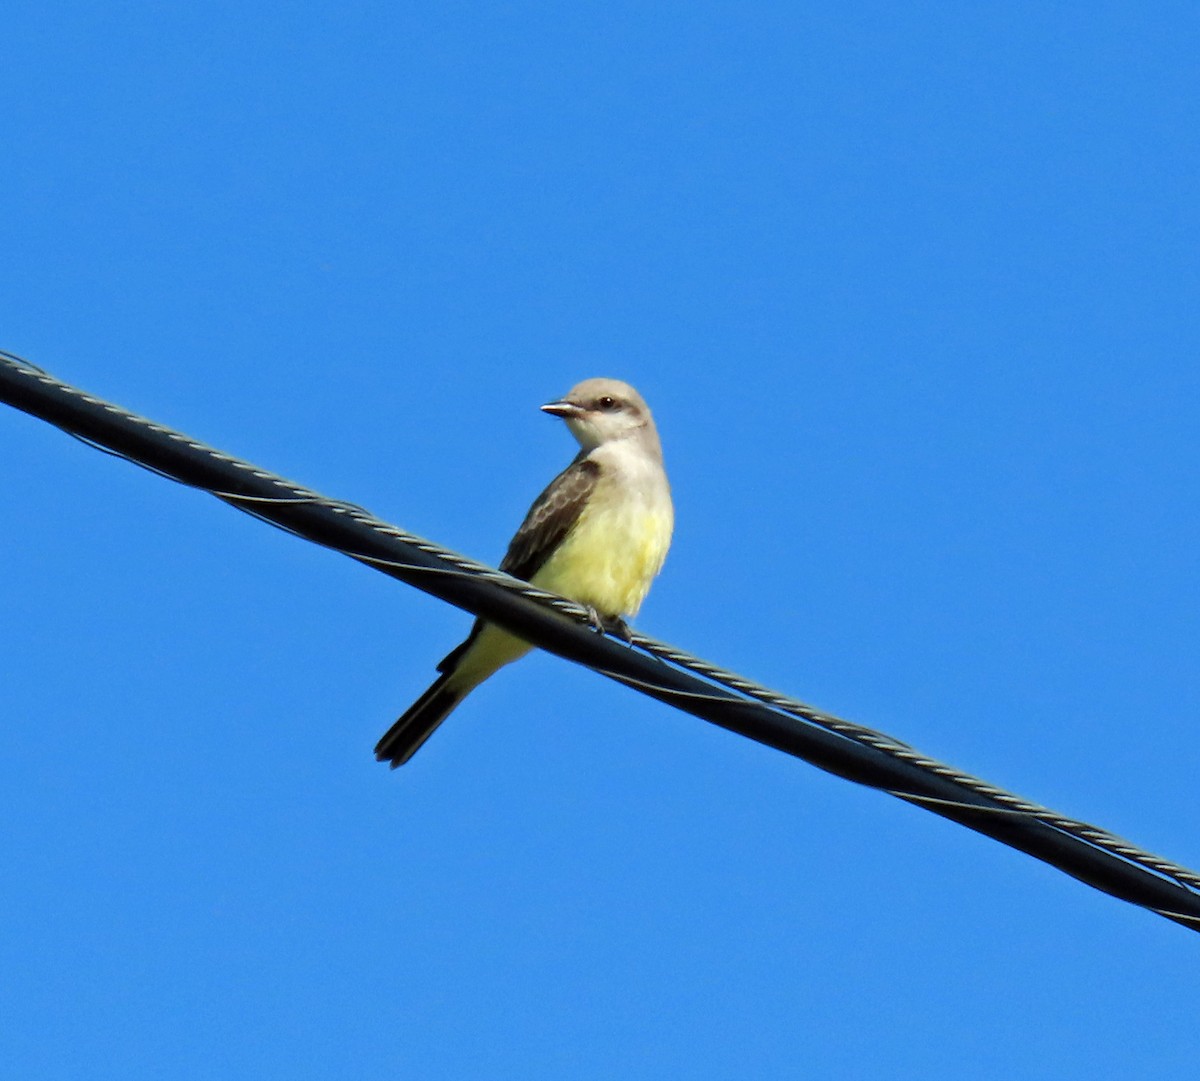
435 455 598 674
500 454 599 581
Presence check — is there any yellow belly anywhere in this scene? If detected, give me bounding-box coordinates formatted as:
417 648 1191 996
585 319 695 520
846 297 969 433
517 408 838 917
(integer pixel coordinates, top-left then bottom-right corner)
449 473 673 691
451 501 672 686
531 496 672 619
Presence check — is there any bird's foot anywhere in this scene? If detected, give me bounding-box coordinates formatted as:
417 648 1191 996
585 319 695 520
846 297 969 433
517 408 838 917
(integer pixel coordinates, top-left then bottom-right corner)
584 607 633 643
605 616 634 643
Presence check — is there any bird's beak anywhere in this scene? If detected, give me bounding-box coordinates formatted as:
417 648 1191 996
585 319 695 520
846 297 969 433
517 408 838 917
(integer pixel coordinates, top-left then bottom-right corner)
541 399 583 419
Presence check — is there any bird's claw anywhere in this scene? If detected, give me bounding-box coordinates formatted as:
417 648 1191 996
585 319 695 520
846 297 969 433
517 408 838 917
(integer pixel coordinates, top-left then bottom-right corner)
605 616 634 643
585 607 633 643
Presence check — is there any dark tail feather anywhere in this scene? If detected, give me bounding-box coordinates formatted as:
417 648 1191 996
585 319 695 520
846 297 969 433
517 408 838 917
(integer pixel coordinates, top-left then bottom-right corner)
374 674 467 768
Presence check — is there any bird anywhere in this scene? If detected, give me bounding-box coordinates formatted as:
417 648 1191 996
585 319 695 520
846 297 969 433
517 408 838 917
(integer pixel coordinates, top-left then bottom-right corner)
375 378 673 768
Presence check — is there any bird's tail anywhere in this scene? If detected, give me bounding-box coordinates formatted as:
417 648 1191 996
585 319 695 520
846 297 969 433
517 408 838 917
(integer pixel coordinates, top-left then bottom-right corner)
374 673 469 769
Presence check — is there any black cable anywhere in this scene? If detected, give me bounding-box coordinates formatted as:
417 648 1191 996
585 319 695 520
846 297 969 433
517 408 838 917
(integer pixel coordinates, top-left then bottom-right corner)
2 349 1198 932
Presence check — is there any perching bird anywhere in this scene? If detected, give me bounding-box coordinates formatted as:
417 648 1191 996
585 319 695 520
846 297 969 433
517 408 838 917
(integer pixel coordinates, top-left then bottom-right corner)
375 378 673 768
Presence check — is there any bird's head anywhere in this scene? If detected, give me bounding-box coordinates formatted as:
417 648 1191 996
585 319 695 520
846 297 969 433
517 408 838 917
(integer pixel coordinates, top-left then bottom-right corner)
541 378 654 451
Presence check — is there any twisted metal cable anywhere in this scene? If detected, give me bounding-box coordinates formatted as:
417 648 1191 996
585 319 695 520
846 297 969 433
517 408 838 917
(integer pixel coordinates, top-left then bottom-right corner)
624 633 1200 899
3 349 1198 928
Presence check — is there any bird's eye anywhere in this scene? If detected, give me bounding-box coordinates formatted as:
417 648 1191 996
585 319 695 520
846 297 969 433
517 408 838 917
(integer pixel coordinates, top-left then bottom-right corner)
596 396 618 411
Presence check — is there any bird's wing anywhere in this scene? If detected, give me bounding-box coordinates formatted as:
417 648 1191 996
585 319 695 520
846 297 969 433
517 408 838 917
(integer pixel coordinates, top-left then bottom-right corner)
499 454 600 582
434 454 599 676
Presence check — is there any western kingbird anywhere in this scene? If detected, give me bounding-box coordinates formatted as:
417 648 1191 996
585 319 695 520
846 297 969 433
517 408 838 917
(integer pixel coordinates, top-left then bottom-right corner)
375 377 673 768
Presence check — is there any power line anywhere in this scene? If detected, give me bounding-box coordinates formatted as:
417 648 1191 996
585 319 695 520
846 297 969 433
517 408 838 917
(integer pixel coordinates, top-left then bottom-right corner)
2 348 1198 932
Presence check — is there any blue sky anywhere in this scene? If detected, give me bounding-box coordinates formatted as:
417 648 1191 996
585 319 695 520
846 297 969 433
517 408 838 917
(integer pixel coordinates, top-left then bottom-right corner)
2 2 1198 1077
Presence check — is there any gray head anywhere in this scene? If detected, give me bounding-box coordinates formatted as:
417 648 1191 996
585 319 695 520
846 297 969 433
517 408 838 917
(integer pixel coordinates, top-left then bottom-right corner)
540 378 659 453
